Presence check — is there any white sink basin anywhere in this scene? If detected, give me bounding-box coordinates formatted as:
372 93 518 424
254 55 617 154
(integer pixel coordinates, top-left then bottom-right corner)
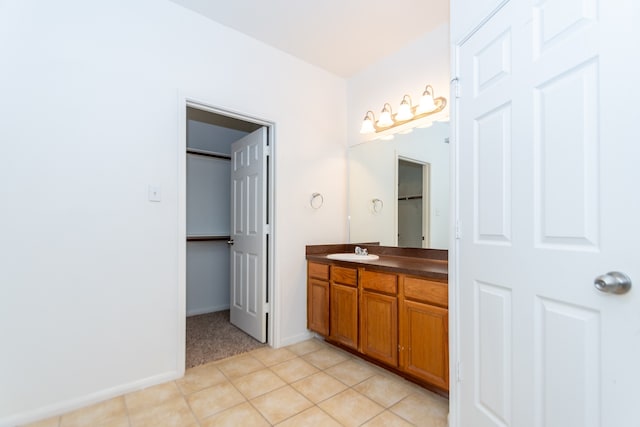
327 253 379 261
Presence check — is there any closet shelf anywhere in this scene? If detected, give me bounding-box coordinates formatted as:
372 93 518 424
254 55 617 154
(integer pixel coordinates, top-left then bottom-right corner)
398 195 423 201
187 148 231 160
187 235 231 242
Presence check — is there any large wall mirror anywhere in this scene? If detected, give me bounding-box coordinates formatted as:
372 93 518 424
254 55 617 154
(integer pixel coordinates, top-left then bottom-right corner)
348 121 449 249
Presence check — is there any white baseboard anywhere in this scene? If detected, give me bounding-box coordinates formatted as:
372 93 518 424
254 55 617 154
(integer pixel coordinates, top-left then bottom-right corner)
2 371 181 427
278 330 314 348
186 304 230 317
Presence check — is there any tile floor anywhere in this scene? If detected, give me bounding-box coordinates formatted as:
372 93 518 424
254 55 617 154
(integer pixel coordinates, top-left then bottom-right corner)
23 339 448 427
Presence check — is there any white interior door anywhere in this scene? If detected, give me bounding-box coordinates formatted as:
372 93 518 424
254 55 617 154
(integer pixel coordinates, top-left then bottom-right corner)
456 1 640 426
230 127 268 343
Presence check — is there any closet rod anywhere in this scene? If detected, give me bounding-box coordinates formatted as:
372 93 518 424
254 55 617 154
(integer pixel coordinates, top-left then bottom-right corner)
187 235 231 242
186 148 231 160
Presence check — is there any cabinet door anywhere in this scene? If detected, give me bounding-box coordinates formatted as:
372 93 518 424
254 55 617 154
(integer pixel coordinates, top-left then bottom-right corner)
307 278 329 336
401 300 449 390
330 283 358 349
361 291 398 366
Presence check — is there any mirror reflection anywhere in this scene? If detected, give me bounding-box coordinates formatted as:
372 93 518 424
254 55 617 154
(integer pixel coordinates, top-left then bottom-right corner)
348 122 449 249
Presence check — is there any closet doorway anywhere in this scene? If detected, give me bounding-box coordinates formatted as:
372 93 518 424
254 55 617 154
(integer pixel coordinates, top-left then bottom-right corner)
183 104 274 369
397 158 430 248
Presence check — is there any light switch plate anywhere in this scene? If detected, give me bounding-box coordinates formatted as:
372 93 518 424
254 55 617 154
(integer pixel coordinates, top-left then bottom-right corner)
148 185 161 202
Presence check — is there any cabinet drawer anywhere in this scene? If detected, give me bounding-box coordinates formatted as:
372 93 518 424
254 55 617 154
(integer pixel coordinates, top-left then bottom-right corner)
362 270 398 294
404 277 448 307
308 262 329 280
331 266 358 287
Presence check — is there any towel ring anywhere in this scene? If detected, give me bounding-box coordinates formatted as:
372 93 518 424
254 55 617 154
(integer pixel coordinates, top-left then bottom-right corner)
372 198 383 213
310 192 324 209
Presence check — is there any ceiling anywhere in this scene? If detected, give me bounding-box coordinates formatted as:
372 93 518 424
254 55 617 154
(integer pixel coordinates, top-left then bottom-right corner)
170 0 449 77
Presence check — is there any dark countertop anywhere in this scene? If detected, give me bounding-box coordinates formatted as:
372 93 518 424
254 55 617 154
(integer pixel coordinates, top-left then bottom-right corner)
306 243 448 280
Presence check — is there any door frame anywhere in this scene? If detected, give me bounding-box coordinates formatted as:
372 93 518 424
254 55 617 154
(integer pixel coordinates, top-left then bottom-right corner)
176 96 276 373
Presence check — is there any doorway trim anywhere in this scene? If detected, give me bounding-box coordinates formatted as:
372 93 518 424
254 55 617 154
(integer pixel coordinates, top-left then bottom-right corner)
176 95 276 374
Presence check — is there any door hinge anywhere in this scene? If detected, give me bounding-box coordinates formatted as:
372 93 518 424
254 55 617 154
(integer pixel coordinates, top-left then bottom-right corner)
455 219 461 239
264 224 271 234
457 361 463 382
264 146 271 156
263 302 271 313
451 77 461 99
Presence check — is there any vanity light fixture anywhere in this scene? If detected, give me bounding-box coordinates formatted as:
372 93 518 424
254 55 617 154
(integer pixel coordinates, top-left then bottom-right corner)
360 83 446 135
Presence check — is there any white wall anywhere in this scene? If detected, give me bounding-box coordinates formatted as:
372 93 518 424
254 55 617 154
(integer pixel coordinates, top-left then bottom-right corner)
0 1 347 425
347 23 450 147
346 24 450 248
450 0 504 42
186 154 231 315
185 121 240 315
186 242 229 315
187 120 247 155
186 154 230 236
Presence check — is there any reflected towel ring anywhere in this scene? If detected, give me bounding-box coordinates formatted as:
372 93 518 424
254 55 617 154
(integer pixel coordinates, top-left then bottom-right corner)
310 192 324 209
372 198 384 213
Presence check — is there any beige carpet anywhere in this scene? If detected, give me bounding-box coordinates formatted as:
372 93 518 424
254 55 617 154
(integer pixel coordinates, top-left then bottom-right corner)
185 310 266 369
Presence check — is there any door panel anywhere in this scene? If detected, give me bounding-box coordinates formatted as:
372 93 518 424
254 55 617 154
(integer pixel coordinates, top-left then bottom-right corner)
457 1 640 426
307 278 329 336
330 283 358 349
534 60 599 249
401 300 448 390
360 291 398 366
230 127 267 342
535 298 599 427
474 104 511 244
475 281 512 426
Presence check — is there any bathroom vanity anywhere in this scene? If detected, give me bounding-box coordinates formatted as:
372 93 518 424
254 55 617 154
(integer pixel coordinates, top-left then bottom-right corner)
306 244 449 395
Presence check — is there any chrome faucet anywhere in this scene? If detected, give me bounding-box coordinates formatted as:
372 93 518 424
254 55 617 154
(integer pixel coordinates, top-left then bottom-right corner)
355 246 368 256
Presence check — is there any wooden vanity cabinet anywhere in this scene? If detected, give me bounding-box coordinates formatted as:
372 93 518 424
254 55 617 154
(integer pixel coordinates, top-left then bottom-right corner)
360 270 398 366
306 259 449 393
400 276 449 390
307 262 330 336
329 265 359 349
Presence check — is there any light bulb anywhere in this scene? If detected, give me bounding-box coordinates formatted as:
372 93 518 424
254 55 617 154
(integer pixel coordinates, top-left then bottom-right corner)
377 104 394 127
396 97 413 121
360 116 375 134
417 86 436 113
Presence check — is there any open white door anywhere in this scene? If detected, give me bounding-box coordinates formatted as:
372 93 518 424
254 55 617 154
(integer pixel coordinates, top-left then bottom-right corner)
230 127 268 343
456 1 640 426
